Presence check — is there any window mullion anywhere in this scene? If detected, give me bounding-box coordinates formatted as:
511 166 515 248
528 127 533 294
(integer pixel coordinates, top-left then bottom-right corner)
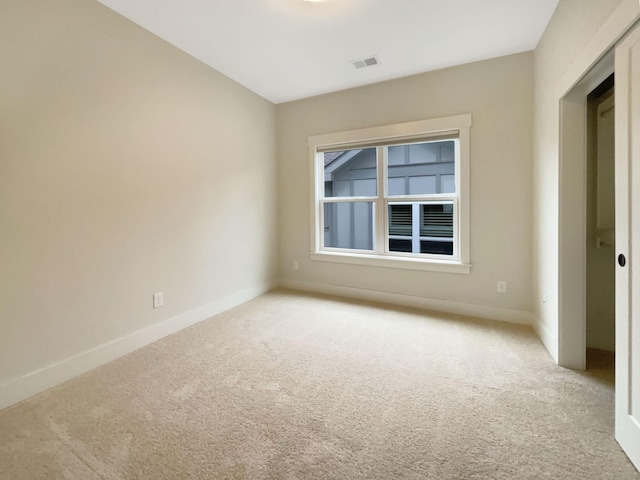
412 203 420 253
376 146 386 253
322 196 377 203
315 151 323 252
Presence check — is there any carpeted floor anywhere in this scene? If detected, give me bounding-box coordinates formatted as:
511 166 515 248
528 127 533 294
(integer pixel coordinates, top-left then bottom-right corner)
1 289 638 479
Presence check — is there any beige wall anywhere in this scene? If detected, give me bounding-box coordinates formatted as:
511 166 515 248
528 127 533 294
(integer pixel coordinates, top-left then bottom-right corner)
532 0 632 360
277 52 534 316
0 0 277 391
5 0 633 404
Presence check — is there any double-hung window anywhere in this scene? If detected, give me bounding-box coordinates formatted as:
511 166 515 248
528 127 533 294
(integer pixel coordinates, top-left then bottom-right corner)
309 114 471 274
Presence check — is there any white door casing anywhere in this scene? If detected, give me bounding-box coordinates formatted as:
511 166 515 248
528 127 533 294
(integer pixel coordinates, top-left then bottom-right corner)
615 20 640 471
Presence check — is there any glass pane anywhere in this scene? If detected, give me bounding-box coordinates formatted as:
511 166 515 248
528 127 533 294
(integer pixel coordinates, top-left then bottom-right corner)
323 148 377 197
420 240 453 255
323 202 374 251
388 204 413 236
388 177 405 196
388 203 415 253
387 140 456 195
409 175 436 194
353 179 376 196
408 143 438 163
421 203 453 237
388 145 406 165
441 174 455 194
389 238 412 252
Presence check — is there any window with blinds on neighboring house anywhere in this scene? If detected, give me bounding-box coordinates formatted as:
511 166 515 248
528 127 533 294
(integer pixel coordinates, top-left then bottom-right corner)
389 202 454 255
309 114 471 273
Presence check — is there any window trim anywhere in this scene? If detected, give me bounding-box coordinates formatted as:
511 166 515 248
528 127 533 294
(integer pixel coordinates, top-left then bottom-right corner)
308 114 472 274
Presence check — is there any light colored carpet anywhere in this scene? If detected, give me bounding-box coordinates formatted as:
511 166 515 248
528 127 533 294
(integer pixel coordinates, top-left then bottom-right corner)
1 289 638 479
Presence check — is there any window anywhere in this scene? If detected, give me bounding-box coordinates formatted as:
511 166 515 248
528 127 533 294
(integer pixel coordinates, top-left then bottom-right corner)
309 114 471 274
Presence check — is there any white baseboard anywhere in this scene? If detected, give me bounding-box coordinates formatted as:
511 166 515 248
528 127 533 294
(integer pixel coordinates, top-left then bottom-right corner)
279 279 534 326
0 282 276 411
532 319 558 362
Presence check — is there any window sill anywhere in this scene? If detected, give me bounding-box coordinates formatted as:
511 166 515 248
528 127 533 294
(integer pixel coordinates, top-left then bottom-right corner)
309 251 471 274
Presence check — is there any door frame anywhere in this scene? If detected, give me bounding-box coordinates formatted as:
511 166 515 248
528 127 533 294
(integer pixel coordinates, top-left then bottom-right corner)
558 52 614 369
557 3 640 369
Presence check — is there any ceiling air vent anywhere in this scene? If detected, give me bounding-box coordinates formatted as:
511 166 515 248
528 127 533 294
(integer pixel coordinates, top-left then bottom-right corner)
352 55 380 69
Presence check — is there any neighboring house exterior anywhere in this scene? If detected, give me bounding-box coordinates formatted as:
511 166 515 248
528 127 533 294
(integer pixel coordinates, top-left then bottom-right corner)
323 140 456 255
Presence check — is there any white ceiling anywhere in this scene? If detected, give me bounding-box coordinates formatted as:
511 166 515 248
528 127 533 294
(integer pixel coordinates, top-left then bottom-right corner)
96 0 559 104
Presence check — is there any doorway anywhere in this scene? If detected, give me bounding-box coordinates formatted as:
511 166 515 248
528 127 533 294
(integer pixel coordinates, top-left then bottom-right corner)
586 75 615 371
558 50 614 370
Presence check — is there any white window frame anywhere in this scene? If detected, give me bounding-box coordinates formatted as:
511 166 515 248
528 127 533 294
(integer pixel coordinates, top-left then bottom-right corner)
308 114 472 274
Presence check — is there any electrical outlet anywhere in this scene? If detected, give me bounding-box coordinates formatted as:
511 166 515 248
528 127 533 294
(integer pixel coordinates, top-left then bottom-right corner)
292 261 299 271
497 281 507 294
153 292 164 309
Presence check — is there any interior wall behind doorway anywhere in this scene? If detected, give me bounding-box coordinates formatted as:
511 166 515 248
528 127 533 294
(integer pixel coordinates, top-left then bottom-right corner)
586 76 616 352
